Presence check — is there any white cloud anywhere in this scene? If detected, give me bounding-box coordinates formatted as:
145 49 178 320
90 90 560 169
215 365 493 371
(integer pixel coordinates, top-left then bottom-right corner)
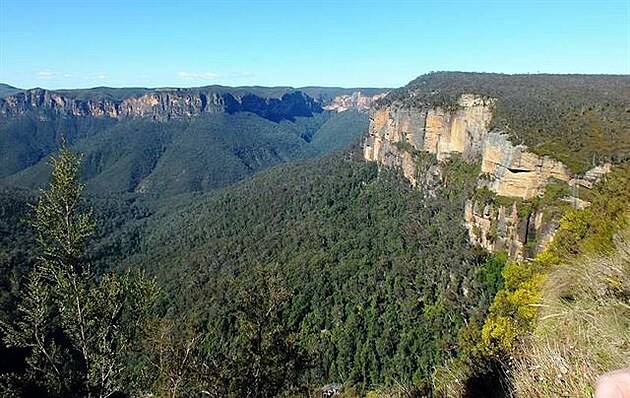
177 71 219 81
226 71 254 79
37 69 72 80
80 73 108 81
37 69 60 79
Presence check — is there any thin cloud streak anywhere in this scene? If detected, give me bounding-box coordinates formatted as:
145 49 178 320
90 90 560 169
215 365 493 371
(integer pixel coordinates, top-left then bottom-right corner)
177 71 219 81
176 71 254 82
37 69 65 79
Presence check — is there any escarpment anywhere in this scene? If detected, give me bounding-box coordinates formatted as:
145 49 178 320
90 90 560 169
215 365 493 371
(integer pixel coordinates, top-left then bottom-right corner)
323 91 388 113
463 200 560 259
364 94 496 185
477 133 572 198
0 88 322 122
0 85 390 197
364 93 613 259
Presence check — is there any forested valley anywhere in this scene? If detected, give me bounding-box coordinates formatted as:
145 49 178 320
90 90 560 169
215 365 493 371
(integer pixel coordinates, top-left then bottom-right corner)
0 138 510 396
1 73 628 397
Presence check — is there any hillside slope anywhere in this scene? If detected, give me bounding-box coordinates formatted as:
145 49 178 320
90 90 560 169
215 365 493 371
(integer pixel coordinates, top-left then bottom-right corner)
365 72 628 260
0 148 506 395
361 72 629 397
0 84 23 99
112 151 504 392
0 86 382 197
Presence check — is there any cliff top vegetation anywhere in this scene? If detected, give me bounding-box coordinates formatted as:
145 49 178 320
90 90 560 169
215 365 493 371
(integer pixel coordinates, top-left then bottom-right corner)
381 72 630 173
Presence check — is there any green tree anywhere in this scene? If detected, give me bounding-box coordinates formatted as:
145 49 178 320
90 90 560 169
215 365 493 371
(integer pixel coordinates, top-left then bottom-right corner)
218 264 309 397
1 145 157 398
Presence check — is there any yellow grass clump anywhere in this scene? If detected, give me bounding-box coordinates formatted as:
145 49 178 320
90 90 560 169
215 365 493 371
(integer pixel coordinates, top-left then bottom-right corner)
512 228 630 397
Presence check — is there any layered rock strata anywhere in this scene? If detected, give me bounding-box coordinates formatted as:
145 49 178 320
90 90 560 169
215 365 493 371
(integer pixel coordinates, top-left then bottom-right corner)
0 88 322 122
323 91 388 113
364 93 611 258
478 133 571 198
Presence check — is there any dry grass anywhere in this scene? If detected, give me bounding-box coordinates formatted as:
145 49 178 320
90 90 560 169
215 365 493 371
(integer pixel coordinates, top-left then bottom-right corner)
364 383 431 398
431 358 474 398
512 228 630 397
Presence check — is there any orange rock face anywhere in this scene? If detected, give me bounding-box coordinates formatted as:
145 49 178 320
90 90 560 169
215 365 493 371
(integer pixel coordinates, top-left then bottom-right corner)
363 93 612 258
364 93 495 186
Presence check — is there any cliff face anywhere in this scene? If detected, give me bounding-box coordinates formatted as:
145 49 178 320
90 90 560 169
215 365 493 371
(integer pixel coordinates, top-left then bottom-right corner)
0 88 322 122
478 133 571 198
363 93 611 259
464 161 611 259
364 94 495 185
323 91 388 113
363 94 581 199
463 200 559 259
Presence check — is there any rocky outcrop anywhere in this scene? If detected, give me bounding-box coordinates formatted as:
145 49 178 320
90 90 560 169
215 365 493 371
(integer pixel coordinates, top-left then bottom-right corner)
464 200 559 260
323 91 388 113
363 105 425 185
364 94 496 185
0 88 322 122
573 163 611 189
465 158 610 258
364 93 612 258
424 94 495 160
478 133 572 198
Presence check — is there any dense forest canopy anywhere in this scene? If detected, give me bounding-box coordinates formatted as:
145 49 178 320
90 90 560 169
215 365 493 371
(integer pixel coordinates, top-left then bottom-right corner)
1 73 627 397
127 151 504 385
0 146 508 396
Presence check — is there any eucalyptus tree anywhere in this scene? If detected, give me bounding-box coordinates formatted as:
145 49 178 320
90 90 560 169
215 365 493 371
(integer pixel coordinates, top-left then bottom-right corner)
1 144 157 398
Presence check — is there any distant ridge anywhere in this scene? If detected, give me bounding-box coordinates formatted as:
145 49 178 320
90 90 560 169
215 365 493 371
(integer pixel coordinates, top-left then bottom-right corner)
0 84 390 102
0 83 24 99
0 84 386 196
0 85 389 122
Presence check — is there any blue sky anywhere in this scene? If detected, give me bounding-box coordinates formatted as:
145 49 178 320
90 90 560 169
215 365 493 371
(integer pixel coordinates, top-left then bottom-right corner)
1 0 628 89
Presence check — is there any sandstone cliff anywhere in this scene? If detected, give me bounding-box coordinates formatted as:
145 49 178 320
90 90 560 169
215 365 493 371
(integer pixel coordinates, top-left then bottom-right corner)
363 93 611 259
364 94 496 185
463 200 559 259
323 91 388 113
478 133 571 198
0 88 322 122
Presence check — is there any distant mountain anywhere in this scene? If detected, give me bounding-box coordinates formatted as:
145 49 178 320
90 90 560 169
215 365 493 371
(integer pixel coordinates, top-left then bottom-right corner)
0 85 391 120
299 86 390 103
0 83 23 99
0 86 322 121
0 85 387 197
